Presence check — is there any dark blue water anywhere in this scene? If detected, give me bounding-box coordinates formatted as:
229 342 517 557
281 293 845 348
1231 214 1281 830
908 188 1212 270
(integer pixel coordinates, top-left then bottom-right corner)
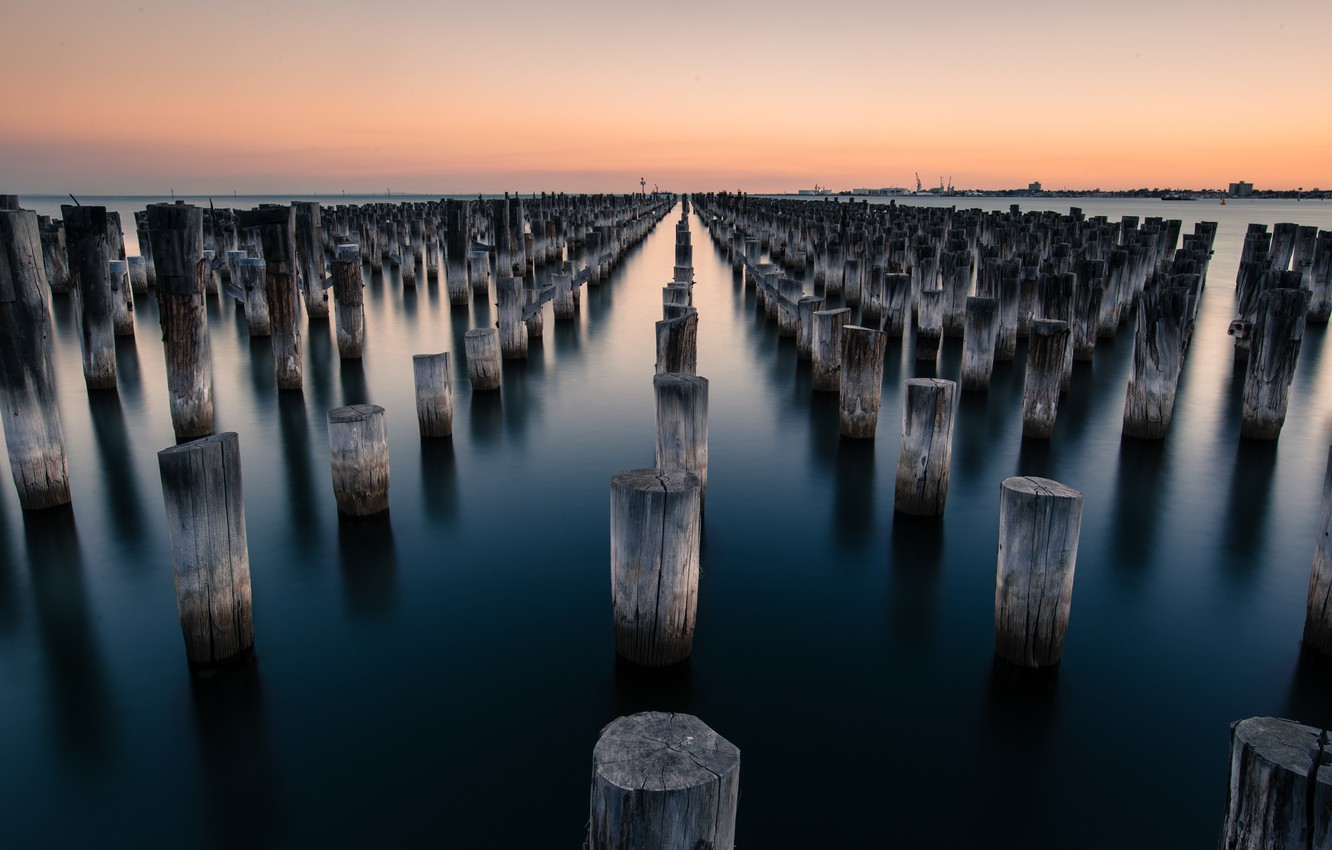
3 195 1332 847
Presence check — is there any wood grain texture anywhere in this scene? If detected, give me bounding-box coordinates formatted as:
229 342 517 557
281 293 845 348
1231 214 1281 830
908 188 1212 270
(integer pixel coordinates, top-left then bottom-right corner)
1022 319 1070 439
412 353 453 438
1122 287 1192 440
654 374 708 504
994 476 1083 668
811 307 851 393
838 325 888 438
1219 717 1332 850
894 378 956 516
293 202 329 317
1305 448 1332 655
589 711 740 850
655 313 698 376
236 259 271 337
464 328 501 391
61 205 117 389
0 210 71 509
610 468 701 666
915 288 943 361
327 404 390 517
795 295 824 360
961 296 999 391
1242 287 1310 440
147 204 214 440
331 245 365 359
158 432 253 666
240 206 303 390
496 276 528 360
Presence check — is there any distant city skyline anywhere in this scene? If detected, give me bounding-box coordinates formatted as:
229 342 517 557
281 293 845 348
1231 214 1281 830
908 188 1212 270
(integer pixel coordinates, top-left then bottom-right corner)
3 0 1327 195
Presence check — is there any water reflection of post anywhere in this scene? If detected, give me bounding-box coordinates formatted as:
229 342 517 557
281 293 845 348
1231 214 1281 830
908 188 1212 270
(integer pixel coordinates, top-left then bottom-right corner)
337 514 398 620
0 500 17 632
277 392 319 536
611 654 694 714
420 438 459 526
189 665 285 845
833 438 876 553
113 335 143 403
305 320 335 414
339 357 369 407
23 506 113 766
1015 436 1055 480
1223 440 1278 572
1284 644 1332 730
469 391 503 449
886 513 944 647
500 357 538 441
1109 436 1167 582
247 335 276 397
86 391 146 559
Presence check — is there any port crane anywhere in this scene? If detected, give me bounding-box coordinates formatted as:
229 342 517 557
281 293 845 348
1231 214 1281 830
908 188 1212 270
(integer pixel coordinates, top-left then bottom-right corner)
915 172 922 193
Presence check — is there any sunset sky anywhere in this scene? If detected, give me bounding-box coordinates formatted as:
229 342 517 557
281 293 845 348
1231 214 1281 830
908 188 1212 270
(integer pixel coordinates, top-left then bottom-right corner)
3 0 1328 194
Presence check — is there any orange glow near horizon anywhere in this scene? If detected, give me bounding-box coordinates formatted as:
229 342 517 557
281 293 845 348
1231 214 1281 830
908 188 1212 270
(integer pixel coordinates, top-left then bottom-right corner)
3 0 1329 194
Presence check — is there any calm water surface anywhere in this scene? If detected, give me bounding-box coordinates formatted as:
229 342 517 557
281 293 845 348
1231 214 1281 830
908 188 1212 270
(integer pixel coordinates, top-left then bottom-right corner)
3 194 1332 847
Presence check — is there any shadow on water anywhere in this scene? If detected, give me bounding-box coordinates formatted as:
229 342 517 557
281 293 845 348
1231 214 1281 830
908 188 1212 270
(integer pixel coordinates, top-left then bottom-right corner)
23 506 113 767
86 391 147 560
553 315 581 357
1109 436 1168 581
807 389 841 468
886 513 945 648
420 438 459 526
610 655 695 716
337 514 398 621
189 663 285 847
954 390 993 487
500 355 539 441
401 286 418 324
1057 360 1098 444
305 320 334 415
833 437 876 554
0 502 17 634
248 336 276 397
1285 644 1332 731
113 335 143 403
1015 436 1055 479
50 291 78 343
472 294 494 332
338 358 369 407
469 390 503 449
1223 438 1278 577
277 392 319 537
449 307 472 363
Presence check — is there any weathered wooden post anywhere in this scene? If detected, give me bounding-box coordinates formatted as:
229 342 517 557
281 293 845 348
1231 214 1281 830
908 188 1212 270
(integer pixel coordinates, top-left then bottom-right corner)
1304 448 1332 655
293 201 330 318
894 378 956 516
1241 287 1310 440
412 353 453 438
1309 230 1332 323
654 374 708 505
552 272 575 319
107 259 135 336
327 404 390 517
655 312 698 376
445 201 472 305
1122 287 1192 439
0 209 72 510
61 205 117 389
236 258 271 337
331 244 364 359
796 294 824 360
916 288 944 361
496 276 528 359
464 328 501 391
468 249 490 299
610 468 702 666
839 325 888 438
1022 320 1070 439
588 711 740 850
811 307 851 392
960 296 999 391
158 432 253 667
238 206 303 390
1218 717 1332 849
994 476 1083 668
883 272 911 337
147 203 214 441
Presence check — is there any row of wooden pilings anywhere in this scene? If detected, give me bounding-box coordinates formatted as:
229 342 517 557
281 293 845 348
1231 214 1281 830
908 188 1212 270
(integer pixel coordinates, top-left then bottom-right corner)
684 192 1332 847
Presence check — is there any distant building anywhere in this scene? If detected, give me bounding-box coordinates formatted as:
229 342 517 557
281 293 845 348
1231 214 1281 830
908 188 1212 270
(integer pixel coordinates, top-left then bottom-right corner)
1228 181 1254 198
1029 181 1042 193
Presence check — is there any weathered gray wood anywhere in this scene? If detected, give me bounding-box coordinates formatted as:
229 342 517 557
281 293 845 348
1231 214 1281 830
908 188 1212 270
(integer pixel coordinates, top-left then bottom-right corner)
1122 287 1192 439
496 276 528 359
236 258 271 337
839 325 888 438
915 288 944 361
61 205 117 389
158 432 253 667
610 468 702 666
327 404 390 517
589 711 740 850
1022 319 1070 439
238 206 302 390
147 204 214 440
961 296 999 391
1309 231 1332 323
811 307 851 392
861 265 885 329
894 378 956 516
1304 448 1332 655
40 218 71 295
468 249 490 300
883 272 911 337
331 244 364 359
1242 287 1310 440
293 201 330 318
552 272 575 320
654 374 708 504
995 275 1020 361
0 209 71 509
994 476 1083 668
412 352 453 438
463 328 501 391
1218 717 1332 850
655 313 698 376
107 258 135 336
796 295 824 360
445 202 472 304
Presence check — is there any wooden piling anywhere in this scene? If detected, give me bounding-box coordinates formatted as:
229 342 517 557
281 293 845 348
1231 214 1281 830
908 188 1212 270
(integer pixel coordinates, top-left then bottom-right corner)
327 404 390 517
1122 287 1192 439
0 209 72 510
655 313 698 376
331 244 365 359
552 272 575 319
610 468 702 666
883 272 911 337
1021 319 1070 439
812 307 851 392
412 352 453 438
894 378 956 516
157 432 253 667
293 201 330 318
463 328 501 391
236 259 271 337
994 476 1083 668
1304 448 1332 655
107 258 135 336
839 325 888 438
468 249 490 299
146 203 214 440
238 206 303 390
61 205 117 389
796 295 824 360
496 276 528 359
588 711 740 850
1241 287 1310 440
1218 717 1332 849
654 374 708 503
916 288 944 361
960 296 999 391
